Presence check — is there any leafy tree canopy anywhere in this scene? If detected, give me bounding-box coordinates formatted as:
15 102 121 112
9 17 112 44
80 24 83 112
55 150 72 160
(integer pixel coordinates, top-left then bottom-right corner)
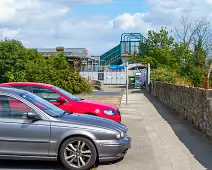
0 38 92 94
129 27 208 87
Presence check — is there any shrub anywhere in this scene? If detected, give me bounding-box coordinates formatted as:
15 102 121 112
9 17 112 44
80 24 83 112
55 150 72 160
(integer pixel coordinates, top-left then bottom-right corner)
173 77 193 87
151 67 194 87
151 68 177 84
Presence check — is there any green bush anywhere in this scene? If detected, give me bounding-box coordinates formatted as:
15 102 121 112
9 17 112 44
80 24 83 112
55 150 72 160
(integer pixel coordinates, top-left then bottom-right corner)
0 39 92 94
151 68 177 84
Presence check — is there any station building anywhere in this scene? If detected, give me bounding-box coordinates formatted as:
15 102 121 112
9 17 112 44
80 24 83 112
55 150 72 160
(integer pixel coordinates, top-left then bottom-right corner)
32 47 91 70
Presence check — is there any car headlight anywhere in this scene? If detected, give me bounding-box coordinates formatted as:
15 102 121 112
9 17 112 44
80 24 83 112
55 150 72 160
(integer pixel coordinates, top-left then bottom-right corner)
121 131 125 138
116 131 125 139
116 132 121 139
104 110 116 116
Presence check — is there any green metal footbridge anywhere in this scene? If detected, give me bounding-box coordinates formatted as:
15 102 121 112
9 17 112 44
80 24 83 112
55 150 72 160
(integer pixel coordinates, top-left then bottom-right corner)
99 33 146 65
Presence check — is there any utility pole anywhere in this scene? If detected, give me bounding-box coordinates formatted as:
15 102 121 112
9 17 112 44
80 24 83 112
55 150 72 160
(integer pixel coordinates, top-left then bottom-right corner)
126 61 128 104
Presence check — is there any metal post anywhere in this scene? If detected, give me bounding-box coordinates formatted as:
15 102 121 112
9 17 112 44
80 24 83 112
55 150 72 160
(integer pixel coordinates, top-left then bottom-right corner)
148 64 151 93
126 61 128 104
146 63 150 92
91 59 93 80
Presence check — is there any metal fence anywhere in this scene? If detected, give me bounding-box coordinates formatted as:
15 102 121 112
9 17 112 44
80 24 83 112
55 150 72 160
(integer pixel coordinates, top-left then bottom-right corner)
80 65 126 85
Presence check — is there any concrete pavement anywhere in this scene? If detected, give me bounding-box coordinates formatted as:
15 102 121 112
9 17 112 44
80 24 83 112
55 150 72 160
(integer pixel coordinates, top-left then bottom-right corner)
99 89 211 170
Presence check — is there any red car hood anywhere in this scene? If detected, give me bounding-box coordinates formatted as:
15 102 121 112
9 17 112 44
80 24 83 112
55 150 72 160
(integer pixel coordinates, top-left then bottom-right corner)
80 100 117 110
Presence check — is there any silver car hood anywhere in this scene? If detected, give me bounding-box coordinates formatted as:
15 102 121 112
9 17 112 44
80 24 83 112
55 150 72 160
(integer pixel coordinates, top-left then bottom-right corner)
57 113 127 133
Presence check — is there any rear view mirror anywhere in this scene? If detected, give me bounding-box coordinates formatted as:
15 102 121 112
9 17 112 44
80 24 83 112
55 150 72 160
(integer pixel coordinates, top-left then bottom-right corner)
57 97 66 104
27 112 40 120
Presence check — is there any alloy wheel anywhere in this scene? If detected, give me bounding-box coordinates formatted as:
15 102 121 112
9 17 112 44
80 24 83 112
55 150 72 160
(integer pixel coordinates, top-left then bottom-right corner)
64 140 92 168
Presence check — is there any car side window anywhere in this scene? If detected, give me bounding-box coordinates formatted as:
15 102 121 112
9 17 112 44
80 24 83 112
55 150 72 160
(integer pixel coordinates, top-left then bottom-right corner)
0 95 34 119
32 87 61 102
11 86 30 92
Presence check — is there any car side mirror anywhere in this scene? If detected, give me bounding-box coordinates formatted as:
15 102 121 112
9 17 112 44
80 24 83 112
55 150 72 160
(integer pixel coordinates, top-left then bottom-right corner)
27 112 40 120
57 97 66 104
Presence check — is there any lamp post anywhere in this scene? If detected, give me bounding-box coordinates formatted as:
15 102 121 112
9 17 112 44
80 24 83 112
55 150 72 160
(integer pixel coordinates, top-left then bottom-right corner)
123 61 129 104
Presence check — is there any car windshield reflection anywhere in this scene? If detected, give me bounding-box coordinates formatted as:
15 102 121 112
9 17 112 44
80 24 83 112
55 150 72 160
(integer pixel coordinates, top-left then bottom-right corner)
54 87 81 102
19 92 64 118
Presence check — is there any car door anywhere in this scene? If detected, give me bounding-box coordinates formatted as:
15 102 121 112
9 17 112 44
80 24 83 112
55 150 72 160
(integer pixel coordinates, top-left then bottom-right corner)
0 95 51 156
31 86 71 112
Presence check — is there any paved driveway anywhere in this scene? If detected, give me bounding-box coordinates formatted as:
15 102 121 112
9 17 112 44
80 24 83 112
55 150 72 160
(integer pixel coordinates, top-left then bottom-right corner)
1 90 212 170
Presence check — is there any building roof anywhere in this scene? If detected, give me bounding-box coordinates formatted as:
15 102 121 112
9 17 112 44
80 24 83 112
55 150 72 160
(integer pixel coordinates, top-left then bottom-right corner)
30 47 88 58
36 48 86 53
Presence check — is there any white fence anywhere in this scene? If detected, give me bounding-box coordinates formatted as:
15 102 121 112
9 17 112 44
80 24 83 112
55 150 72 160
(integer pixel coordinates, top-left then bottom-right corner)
80 66 126 85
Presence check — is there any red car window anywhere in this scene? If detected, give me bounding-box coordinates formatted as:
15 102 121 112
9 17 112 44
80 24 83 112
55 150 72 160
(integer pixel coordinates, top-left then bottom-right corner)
0 95 33 118
32 87 61 102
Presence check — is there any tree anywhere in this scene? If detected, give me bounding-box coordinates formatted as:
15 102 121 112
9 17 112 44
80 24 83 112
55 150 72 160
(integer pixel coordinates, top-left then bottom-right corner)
129 26 207 87
130 27 182 70
173 17 212 51
0 38 92 94
173 16 212 87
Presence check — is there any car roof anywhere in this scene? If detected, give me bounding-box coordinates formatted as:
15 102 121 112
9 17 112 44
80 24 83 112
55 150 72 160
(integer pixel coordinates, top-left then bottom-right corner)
0 82 54 88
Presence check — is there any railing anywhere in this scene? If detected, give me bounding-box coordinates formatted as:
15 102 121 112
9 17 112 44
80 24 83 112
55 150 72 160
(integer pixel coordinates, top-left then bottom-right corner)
99 35 147 65
100 44 121 64
106 56 122 65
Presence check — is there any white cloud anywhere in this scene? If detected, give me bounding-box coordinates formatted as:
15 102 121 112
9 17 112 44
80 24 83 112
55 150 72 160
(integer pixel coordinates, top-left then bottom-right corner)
112 13 154 32
1 0 212 55
145 0 212 26
0 28 20 39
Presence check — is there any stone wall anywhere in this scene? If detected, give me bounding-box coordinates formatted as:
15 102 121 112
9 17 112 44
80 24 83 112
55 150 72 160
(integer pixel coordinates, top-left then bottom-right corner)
152 82 212 137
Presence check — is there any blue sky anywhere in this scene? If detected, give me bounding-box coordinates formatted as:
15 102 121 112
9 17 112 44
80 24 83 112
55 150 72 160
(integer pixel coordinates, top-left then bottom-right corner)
70 0 149 18
0 0 212 55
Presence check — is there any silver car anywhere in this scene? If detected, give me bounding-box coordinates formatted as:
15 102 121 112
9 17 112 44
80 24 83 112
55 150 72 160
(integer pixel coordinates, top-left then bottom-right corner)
0 87 131 170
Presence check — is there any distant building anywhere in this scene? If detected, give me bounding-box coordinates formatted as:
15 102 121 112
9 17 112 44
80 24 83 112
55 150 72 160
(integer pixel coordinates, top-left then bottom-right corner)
31 47 91 71
33 46 88 58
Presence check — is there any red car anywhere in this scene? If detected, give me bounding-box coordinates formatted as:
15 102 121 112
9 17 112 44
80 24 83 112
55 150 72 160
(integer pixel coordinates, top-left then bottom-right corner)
0 82 121 122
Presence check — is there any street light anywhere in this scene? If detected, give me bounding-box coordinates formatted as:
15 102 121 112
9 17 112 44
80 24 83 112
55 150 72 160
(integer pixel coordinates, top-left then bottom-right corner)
123 61 129 104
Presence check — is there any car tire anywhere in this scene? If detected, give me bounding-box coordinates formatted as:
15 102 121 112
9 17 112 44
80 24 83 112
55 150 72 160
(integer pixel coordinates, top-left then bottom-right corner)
59 137 97 170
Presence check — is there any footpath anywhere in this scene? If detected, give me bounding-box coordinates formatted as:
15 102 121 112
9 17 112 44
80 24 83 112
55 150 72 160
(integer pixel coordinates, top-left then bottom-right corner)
99 89 211 170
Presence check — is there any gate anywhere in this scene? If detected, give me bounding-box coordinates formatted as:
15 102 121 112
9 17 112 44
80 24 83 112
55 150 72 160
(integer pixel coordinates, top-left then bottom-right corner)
80 65 126 85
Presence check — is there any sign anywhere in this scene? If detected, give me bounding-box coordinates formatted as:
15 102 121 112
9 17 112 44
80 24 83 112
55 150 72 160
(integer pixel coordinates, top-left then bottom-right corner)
135 72 141 76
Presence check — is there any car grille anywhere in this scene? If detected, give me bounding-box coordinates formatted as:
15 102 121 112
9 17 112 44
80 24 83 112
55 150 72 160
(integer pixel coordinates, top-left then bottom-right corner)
116 109 121 115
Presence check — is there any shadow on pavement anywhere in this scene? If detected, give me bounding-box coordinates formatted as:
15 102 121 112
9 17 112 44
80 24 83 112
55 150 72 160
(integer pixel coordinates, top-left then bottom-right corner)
0 160 64 170
97 157 124 167
0 157 124 169
142 91 212 170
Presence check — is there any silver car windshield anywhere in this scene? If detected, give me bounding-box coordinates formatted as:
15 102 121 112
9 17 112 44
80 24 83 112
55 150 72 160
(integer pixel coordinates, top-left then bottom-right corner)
19 92 64 117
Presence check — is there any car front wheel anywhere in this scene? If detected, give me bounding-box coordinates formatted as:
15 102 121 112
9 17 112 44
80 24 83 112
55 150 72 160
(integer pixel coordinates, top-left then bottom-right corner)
59 137 97 170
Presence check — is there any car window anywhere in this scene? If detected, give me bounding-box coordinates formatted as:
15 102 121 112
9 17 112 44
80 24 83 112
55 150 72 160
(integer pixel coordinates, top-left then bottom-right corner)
12 86 29 91
32 87 61 102
0 95 34 119
54 86 81 102
19 92 64 118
